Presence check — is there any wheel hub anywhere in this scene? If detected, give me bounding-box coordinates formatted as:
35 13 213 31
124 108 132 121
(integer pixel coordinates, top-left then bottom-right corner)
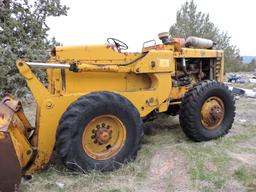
201 97 225 129
82 115 126 160
93 125 112 144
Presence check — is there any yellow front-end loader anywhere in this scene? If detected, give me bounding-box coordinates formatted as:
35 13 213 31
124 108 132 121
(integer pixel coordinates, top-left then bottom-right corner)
0 34 235 191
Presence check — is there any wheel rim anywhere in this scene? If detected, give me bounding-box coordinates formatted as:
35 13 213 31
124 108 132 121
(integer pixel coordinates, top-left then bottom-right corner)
201 96 225 130
82 115 126 160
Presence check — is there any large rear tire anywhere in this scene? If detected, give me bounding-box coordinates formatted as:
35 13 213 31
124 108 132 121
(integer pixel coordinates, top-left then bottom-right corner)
56 91 143 172
179 80 235 141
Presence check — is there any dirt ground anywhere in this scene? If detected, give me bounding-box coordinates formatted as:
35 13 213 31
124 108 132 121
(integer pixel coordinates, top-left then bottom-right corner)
20 94 256 192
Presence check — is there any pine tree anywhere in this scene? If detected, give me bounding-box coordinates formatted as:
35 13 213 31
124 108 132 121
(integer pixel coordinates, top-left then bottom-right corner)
0 0 68 96
246 58 256 72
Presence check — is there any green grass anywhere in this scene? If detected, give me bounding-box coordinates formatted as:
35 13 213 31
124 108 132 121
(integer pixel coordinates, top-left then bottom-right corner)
180 119 256 191
234 166 256 189
181 144 229 190
21 127 256 192
21 139 153 192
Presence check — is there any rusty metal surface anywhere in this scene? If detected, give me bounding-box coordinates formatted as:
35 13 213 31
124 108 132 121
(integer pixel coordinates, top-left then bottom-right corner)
3 97 21 112
0 97 21 132
201 96 225 129
0 132 22 192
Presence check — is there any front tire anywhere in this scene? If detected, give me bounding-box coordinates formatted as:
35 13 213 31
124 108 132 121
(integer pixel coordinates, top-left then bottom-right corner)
56 91 143 172
179 80 235 141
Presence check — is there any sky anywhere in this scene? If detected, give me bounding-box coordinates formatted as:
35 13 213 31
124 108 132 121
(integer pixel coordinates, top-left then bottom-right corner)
46 0 256 56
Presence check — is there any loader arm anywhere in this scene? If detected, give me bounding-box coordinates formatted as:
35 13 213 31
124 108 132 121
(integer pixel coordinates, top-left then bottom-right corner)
14 59 174 174
1 56 176 191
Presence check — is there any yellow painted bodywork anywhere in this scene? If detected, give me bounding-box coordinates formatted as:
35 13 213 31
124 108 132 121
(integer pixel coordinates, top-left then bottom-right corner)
11 43 224 175
9 122 32 167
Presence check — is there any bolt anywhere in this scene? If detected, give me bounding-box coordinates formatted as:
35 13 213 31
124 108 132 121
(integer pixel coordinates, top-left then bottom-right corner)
151 61 156 68
47 102 52 108
45 100 54 109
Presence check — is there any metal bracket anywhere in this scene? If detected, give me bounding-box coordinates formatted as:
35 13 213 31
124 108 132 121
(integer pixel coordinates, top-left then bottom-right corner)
0 97 21 132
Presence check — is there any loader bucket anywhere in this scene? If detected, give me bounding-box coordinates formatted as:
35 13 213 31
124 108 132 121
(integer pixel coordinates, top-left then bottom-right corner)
0 97 33 192
0 132 22 192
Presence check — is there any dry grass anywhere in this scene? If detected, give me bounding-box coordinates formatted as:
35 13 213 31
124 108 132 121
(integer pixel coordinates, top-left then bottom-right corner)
20 96 256 192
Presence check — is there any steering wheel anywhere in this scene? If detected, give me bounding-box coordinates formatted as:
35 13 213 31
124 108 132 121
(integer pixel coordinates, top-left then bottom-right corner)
107 38 128 51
